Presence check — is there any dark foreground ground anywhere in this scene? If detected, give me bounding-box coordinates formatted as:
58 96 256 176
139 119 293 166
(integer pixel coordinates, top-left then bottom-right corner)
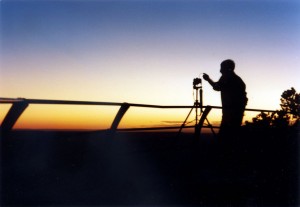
1 130 299 206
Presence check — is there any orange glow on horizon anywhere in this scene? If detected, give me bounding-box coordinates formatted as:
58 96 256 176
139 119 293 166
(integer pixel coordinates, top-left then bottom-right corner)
1 103 262 131
13 105 119 130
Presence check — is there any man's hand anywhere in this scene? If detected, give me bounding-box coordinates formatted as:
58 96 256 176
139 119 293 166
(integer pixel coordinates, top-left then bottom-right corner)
203 73 210 81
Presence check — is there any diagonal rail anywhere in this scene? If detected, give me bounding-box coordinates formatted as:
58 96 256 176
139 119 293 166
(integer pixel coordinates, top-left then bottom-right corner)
1 100 29 133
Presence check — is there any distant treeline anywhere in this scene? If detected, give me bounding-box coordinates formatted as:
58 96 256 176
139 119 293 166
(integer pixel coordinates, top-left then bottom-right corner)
244 87 299 136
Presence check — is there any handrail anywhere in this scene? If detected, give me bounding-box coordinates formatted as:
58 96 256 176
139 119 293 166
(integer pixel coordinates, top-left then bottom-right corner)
0 97 276 112
0 97 277 133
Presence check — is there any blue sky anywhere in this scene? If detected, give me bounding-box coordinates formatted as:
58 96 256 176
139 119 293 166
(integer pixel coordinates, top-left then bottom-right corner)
1 0 300 128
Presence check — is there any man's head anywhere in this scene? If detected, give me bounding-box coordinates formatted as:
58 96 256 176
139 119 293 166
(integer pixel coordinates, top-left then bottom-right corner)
220 59 235 74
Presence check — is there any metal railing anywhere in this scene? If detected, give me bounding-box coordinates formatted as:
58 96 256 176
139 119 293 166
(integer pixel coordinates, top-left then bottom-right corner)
0 97 276 133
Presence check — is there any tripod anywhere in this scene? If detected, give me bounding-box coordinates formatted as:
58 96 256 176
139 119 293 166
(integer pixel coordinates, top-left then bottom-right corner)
177 79 215 138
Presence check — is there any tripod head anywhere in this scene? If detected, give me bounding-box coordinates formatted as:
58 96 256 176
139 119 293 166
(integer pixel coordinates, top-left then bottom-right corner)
192 77 203 111
193 77 202 89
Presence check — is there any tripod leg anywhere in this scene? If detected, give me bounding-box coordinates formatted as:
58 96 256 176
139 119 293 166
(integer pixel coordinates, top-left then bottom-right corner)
176 106 194 137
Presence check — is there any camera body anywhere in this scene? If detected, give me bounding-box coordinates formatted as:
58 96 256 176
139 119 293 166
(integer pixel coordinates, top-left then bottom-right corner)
193 78 202 87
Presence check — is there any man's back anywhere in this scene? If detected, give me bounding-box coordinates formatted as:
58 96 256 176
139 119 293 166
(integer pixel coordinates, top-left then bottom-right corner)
218 72 247 108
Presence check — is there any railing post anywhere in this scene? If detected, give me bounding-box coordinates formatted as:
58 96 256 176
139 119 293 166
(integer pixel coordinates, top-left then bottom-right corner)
110 103 130 133
0 100 29 133
195 106 212 138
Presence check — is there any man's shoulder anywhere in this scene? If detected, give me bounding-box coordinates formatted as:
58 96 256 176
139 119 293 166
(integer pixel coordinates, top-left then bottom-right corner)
232 73 245 83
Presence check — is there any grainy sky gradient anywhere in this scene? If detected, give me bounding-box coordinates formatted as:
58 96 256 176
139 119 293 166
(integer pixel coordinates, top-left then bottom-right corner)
1 0 300 129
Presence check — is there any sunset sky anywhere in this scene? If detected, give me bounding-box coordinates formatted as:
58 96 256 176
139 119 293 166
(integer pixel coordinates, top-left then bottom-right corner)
1 0 300 130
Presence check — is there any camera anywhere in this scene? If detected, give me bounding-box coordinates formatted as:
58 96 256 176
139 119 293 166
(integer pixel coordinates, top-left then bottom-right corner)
193 78 202 86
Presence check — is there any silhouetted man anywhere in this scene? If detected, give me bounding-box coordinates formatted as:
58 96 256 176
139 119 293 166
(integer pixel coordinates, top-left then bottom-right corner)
203 59 247 138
